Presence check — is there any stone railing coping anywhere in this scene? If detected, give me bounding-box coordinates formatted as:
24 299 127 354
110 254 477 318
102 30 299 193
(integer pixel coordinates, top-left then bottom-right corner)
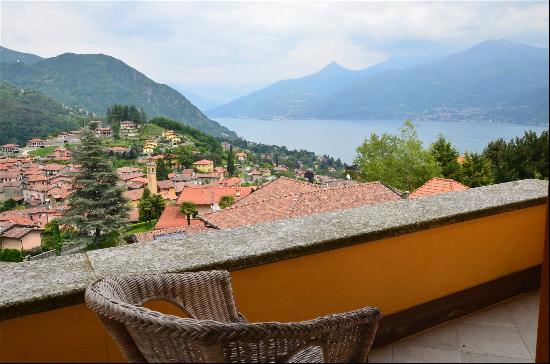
0 179 547 321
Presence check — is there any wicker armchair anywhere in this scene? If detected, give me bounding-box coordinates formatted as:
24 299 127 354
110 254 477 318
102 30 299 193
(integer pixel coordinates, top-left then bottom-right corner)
85 271 381 363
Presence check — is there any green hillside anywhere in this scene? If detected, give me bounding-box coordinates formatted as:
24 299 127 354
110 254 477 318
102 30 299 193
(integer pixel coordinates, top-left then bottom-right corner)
0 82 87 145
0 46 43 65
0 51 236 138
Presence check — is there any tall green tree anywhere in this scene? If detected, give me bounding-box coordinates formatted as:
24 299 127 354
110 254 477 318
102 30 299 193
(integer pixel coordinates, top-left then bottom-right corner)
429 135 461 179
156 159 170 180
51 220 63 255
150 194 166 220
458 152 495 187
138 188 154 226
354 120 441 191
111 120 121 139
226 145 236 177
179 201 198 225
61 130 130 247
218 195 235 209
483 138 512 183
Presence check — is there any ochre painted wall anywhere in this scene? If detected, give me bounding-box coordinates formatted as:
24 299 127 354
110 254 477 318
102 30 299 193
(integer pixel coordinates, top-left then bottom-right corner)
0 205 546 363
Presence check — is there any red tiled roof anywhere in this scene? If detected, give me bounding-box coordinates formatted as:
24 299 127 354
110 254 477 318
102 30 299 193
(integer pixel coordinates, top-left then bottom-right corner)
132 224 207 243
126 181 147 189
192 159 213 165
221 177 241 187
123 188 144 201
201 182 402 230
233 176 319 207
410 177 469 199
43 163 65 171
117 167 143 174
120 173 145 181
176 185 253 206
155 205 206 230
0 213 34 226
159 190 178 201
28 175 48 182
157 180 174 190
129 177 149 184
0 227 41 239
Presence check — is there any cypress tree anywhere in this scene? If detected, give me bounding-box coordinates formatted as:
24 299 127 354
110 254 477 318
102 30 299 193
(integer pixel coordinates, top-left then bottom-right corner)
227 145 235 177
51 220 62 255
138 188 154 225
61 130 130 248
429 135 461 179
156 159 170 180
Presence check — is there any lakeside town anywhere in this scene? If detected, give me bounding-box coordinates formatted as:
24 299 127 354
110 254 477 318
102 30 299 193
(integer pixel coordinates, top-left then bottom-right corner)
0 117 474 260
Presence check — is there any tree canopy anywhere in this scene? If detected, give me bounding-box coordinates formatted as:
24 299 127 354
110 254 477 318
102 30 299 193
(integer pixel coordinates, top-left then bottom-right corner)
179 201 198 225
354 120 441 191
219 195 235 209
429 135 461 180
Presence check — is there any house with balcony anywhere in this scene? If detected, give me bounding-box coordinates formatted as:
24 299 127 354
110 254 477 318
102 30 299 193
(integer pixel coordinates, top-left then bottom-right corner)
0 179 547 363
95 128 113 137
0 144 20 154
26 138 46 148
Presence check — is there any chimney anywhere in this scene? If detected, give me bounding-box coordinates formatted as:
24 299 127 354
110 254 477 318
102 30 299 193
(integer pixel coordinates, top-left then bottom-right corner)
403 191 410 199
235 189 241 197
146 161 157 194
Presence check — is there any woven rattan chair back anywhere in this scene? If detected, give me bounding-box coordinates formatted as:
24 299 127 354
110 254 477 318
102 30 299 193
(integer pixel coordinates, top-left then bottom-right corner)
85 270 381 363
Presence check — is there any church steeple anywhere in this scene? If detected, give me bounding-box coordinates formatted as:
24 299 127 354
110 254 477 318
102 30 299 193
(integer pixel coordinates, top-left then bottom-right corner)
146 160 157 194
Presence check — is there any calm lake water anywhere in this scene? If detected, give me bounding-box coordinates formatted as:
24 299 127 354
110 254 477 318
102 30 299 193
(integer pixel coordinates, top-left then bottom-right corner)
215 118 549 163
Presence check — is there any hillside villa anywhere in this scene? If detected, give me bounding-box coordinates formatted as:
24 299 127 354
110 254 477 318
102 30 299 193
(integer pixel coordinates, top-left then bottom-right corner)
192 159 214 173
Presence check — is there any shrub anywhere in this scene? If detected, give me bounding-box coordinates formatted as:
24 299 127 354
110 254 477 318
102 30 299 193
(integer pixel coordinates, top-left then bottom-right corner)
0 249 24 262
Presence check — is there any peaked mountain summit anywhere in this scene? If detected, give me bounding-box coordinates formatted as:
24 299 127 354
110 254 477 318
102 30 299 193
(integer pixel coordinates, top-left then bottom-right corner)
208 40 549 125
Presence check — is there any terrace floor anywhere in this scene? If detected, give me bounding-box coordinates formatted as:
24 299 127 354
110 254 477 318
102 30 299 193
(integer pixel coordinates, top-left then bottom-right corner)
369 290 540 363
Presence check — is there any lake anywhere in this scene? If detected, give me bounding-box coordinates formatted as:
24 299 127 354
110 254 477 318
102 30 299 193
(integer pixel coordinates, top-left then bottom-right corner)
214 118 549 164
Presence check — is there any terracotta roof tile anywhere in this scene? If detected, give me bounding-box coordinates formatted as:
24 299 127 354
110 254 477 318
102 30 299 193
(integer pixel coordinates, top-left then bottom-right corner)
132 224 207 243
176 186 253 205
157 180 174 190
155 205 206 230
410 177 469 199
232 176 319 207
0 227 41 239
123 188 144 201
120 172 146 181
192 159 213 165
202 181 402 229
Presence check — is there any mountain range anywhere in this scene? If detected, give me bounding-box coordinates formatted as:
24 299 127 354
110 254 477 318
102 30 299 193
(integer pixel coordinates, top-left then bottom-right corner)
0 46 236 138
207 40 549 125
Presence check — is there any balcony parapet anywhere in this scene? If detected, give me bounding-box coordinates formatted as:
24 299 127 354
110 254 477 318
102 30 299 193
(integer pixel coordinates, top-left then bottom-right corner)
0 179 547 321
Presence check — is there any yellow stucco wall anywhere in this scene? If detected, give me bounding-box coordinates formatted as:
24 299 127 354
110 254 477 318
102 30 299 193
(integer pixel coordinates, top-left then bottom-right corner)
0 205 546 363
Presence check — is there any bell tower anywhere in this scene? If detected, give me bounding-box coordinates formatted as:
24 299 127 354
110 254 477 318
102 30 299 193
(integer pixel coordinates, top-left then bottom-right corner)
146 161 157 194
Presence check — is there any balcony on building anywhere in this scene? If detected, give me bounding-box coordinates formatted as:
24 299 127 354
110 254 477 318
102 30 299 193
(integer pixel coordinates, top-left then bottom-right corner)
0 179 548 363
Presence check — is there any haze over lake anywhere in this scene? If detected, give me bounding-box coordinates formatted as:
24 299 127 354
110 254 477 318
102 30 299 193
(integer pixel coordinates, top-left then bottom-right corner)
215 118 549 164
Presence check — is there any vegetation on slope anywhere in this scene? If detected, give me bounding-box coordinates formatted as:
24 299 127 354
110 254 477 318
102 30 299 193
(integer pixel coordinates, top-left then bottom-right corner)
0 82 88 145
0 51 236 138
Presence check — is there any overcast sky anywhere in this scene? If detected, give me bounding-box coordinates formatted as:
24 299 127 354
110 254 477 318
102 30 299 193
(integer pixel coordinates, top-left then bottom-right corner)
1 1 548 103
